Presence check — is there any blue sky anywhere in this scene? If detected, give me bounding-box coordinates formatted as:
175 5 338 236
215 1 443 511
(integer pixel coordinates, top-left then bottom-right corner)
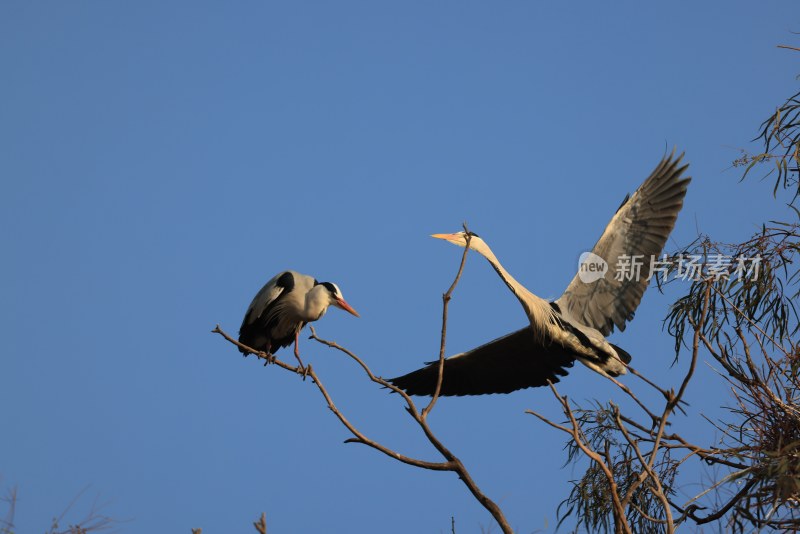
1 2 797 532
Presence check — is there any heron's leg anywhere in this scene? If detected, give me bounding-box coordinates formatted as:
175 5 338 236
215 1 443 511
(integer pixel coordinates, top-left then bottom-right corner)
262 341 276 366
293 331 309 379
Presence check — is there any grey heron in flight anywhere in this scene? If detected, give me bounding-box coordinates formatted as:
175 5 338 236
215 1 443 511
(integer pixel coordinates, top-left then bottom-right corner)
391 151 690 396
239 270 359 367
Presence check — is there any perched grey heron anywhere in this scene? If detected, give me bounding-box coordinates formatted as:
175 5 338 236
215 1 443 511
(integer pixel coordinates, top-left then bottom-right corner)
391 151 691 396
239 270 359 367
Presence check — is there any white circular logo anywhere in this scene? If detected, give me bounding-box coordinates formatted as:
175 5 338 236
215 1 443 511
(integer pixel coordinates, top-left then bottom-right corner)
577 252 608 284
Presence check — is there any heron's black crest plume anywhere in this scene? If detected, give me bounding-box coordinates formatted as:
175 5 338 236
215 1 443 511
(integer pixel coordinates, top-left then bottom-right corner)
319 281 339 296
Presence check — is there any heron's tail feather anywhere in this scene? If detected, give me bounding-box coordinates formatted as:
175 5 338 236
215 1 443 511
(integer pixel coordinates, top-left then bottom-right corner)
610 343 633 364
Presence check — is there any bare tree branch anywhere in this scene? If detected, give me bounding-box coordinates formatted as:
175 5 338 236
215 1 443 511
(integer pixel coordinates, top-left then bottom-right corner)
213 227 514 533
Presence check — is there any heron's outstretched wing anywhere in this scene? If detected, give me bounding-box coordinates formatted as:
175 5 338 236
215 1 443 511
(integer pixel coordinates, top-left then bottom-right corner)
390 327 576 396
556 150 691 336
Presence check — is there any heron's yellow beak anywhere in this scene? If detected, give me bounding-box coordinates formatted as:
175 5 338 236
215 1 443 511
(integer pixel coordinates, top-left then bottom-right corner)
431 232 468 247
335 298 360 318
431 233 461 241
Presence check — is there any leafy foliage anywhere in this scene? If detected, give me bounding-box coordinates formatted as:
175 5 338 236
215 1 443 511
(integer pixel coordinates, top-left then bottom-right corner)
736 89 800 200
557 404 678 534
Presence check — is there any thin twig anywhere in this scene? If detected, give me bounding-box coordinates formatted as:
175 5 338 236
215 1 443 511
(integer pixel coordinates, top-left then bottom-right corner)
603 373 665 423
212 326 298 373
613 406 672 521
425 225 472 417
253 512 267 534
215 325 451 471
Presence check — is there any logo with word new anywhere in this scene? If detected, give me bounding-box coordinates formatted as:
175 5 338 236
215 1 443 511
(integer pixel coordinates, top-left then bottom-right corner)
578 252 608 283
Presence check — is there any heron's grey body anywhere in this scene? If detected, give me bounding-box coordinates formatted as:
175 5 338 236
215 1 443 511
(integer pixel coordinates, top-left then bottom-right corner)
391 151 691 396
238 270 358 356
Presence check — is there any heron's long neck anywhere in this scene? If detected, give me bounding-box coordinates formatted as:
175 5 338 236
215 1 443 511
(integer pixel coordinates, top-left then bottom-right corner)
472 240 555 337
304 285 331 322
